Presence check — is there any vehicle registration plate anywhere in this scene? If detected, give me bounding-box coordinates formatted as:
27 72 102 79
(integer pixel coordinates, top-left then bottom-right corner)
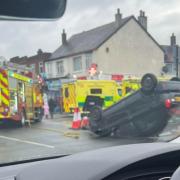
175 97 180 102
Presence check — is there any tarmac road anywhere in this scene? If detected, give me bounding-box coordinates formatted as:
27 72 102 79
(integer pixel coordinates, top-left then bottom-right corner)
0 114 179 164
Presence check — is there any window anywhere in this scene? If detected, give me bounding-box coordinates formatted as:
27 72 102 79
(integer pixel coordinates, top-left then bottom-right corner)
118 89 122 96
90 88 102 94
46 62 52 74
30 64 35 71
65 88 69 98
106 47 109 53
86 53 92 69
8 77 17 89
73 56 82 71
56 61 64 76
39 62 44 73
166 64 173 73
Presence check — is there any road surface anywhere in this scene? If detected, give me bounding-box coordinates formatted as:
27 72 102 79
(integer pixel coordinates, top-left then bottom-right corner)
0 114 179 164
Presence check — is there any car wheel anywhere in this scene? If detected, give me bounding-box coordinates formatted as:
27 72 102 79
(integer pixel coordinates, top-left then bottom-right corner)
89 106 109 136
89 106 102 122
141 73 158 94
17 112 25 127
35 108 43 122
132 107 168 136
35 114 43 122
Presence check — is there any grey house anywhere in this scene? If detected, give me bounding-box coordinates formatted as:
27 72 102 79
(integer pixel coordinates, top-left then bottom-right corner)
161 34 180 75
45 9 164 79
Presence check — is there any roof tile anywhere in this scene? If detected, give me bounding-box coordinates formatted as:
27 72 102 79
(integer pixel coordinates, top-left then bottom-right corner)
50 16 132 60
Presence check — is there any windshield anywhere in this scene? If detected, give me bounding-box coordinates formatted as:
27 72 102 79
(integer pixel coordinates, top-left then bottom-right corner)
0 0 180 164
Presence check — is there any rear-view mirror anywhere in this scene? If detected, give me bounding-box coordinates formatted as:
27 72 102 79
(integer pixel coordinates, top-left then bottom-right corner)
0 0 67 21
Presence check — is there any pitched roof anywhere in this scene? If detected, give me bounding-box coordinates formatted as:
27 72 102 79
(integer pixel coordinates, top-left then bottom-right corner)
49 16 132 60
48 16 163 61
10 52 51 64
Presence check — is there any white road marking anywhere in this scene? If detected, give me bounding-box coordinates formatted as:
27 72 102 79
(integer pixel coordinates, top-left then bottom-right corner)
0 135 55 149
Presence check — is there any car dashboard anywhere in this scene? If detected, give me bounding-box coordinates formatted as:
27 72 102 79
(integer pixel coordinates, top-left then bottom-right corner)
0 143 180 180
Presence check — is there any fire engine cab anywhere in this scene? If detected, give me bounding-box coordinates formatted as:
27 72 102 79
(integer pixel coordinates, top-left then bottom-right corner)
0 68 43 125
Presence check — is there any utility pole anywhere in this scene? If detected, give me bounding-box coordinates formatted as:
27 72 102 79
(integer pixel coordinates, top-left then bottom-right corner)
176 45 179 78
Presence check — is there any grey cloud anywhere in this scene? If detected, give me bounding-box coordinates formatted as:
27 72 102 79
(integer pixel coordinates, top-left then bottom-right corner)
0 0 179 59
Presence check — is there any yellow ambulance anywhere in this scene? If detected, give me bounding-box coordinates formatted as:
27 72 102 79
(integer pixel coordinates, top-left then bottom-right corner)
62 80 122 113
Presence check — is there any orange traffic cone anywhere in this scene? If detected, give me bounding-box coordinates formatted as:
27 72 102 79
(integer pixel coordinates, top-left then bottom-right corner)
81 116 89 129
71 108 81 130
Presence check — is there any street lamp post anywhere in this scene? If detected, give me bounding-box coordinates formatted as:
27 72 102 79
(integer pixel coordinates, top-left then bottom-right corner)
176 45 179 78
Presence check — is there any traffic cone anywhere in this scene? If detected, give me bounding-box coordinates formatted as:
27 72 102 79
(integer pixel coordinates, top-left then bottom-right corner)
71 108 81 130
81 116 89 129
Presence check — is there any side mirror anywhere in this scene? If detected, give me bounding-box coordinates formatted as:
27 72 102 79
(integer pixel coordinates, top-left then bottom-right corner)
0 0 67 21
171 166 180 180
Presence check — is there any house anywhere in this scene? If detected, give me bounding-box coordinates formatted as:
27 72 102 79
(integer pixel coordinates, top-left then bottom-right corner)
161 34 180 75
10 49 51 76
45 9 164 80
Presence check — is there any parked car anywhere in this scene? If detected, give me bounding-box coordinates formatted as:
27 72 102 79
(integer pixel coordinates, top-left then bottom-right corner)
89 74 180 137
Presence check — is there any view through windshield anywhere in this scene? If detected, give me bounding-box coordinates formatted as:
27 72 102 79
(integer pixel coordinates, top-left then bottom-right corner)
0 0 180 164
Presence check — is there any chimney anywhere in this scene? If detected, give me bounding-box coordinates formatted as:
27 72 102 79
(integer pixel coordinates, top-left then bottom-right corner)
115 8 122 27
171 33 176 46
37 49 43 55
62 29 67 45
138 10 147 30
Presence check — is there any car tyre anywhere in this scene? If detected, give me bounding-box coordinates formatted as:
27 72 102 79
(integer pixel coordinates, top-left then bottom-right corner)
89 106 102 122
89 106 111 136
141 73 158 94
17 112 25 127
35 108 43 122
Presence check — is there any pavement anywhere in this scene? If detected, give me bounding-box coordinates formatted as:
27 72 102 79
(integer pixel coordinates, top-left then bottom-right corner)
0 114 180 164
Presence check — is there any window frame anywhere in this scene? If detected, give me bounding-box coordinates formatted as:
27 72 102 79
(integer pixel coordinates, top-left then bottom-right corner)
46 62 53 76
30 64 35 72
90 88 102 94
56 61 64 76
166 63 173 74
39 62 44 74
73 56 82 72
85 53 92 69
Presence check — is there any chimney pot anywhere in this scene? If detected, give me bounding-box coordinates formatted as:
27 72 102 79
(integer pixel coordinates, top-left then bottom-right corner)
171 33 176 46
115 8 122 27
37 49 43 55
117 8 120 14
138 10 147 30
62 29 67 45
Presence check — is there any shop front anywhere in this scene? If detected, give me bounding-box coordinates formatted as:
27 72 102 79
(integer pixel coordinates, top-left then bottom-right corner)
45 79 62 113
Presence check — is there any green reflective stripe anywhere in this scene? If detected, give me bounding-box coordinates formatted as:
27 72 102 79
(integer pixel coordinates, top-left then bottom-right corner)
104 101 113 107
104 96 113 101
78 102 84 107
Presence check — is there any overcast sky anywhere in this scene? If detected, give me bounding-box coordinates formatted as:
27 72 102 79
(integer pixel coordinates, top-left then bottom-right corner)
0 0 180 60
